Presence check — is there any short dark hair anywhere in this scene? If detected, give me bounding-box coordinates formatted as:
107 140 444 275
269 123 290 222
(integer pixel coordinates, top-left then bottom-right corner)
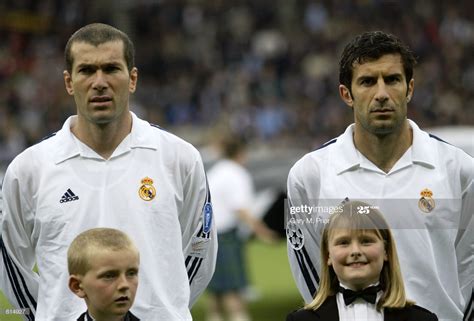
339 31 417 91
64 23 135 73
221 136 247 159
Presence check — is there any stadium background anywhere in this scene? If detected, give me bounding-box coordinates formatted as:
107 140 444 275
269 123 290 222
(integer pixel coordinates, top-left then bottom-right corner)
0 1 473 320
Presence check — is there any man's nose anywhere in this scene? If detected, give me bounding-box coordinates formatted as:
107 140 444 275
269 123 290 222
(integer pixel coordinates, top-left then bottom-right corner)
374 79 389 103
92 70 108 91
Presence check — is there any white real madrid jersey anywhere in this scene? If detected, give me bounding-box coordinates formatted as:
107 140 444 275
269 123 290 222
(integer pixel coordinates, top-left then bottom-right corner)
0 112 217 321
286 120 473 321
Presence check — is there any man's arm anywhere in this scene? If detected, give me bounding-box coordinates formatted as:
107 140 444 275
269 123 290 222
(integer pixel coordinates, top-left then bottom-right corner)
180 149 217 307
0 162 39 320
456 155 473 318
286 160 322 303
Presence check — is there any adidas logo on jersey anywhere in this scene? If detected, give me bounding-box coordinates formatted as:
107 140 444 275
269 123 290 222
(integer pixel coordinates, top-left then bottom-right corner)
59 189 79 203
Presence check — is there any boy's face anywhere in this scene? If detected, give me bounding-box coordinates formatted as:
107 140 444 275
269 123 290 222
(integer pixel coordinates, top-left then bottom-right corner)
75 247 139 319
327 229 387 291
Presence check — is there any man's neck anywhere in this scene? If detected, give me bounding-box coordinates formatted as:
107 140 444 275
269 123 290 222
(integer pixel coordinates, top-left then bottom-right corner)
353 120 413 173
71 112 132 160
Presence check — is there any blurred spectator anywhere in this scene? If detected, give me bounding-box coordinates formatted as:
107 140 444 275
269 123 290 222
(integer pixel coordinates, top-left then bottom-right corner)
206 136 277 321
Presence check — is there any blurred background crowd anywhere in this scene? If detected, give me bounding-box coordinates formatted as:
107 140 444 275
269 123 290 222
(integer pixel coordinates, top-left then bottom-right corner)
0 0 473 170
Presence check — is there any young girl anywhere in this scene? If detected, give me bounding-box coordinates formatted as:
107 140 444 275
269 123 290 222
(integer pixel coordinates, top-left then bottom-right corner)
286 200 438 321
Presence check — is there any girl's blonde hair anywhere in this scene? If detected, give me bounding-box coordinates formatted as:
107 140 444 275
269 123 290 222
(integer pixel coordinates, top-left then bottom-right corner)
305 200 414 311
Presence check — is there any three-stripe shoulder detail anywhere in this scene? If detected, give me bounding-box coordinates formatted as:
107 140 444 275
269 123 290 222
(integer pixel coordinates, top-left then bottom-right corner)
314 138 337 151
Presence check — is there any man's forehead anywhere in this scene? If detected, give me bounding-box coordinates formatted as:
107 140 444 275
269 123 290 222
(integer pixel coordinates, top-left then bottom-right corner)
352 53 404 73
70 40 126 64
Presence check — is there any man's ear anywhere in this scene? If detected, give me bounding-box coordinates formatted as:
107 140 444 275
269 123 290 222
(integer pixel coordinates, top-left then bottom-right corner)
406 78 414 103
339 84 353 108
64 70 74 96
129 67 138 93
69 275 86 298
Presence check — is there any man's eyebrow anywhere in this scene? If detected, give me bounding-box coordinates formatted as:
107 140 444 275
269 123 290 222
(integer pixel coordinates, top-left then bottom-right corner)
75 63 95 69
102 62 123 67
75 62 123 69
356 75 376 80
355 72 403 82
383 72 403 77
357 71 403 78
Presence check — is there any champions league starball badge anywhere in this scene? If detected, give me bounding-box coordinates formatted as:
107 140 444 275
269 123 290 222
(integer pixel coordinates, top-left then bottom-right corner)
139 177 156 201
418 188 435 213
286 220 304 251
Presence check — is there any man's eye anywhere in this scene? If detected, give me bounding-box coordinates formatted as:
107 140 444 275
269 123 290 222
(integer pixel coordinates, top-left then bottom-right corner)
360 78 375 86
79 67 94 74
385 76 400 84
104 66 119 73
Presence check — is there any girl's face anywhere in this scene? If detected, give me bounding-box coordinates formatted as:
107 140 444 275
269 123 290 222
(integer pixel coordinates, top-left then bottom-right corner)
327 229 387 291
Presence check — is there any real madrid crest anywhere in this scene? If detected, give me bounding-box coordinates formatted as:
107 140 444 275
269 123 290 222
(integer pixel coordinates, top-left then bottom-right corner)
139 177 156 201
418 188 435 213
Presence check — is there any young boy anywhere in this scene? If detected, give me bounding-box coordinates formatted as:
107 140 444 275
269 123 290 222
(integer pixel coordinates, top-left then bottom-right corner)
67 228 140 321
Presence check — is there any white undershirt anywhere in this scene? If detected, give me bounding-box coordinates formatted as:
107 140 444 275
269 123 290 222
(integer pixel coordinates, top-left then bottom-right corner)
336 282 384 321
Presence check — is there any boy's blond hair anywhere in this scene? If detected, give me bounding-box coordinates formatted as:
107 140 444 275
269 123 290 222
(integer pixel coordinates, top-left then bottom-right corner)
305 200 414 311
68 228 138 275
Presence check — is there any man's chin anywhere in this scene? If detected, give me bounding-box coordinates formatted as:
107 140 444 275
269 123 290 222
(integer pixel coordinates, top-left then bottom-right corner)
367 119 405 136
371 125 396 136
88 112 117 125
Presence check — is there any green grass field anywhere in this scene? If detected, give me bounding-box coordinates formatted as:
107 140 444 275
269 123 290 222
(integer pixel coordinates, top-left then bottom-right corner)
1 240 303 321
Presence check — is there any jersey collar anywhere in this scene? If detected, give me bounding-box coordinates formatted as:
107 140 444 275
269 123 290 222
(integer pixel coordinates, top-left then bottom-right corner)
332 119 436 175
54 111 157 164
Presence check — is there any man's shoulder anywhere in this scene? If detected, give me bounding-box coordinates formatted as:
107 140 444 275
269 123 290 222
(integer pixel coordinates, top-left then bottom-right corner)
289 137 340 177
8 130 60 168
414 121 471 158
419 127 473 182
142 119 201 157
